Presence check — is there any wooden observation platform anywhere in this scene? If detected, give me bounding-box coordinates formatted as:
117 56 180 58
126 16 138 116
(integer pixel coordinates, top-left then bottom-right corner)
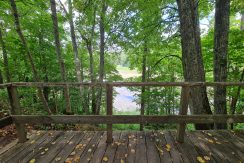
0 82 243 162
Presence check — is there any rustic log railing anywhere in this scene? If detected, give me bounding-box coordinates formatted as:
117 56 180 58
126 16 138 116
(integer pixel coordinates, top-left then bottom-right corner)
0 82 243 143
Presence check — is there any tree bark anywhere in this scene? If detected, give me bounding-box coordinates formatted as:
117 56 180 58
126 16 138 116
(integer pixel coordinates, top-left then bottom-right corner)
213 0 230 129
140 44 147 131
96 0 106 115
241 13 244 30
50 0 71 114
176 0 212 130
9 0 52 114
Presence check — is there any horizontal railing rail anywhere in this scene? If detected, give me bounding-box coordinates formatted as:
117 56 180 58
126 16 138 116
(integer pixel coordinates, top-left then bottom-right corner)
0 82 243 143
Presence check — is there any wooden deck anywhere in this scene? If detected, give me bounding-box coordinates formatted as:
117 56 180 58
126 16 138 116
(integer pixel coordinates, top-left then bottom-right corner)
0 130 243 163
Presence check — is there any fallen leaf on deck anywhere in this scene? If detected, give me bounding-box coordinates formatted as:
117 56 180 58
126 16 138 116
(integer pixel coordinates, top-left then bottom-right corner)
88 148 92 152
125 153 128 158
44 148 48 151
216 141 221 144
70 151 76 156
120 159 125 163
51 141 56 145
31 140 35 144
208 139 214 143
55 157 61 161
29 159 36 163
74 156 80 162
131 149 135 153
204 156 210 160
207 133 212 136
197 156 205 163
41 151 45 155
103 156 109 162
197 157 205 163
69 141 73 145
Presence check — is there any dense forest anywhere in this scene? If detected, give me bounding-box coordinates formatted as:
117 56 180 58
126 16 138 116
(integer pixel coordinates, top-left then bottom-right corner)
0 0 243 130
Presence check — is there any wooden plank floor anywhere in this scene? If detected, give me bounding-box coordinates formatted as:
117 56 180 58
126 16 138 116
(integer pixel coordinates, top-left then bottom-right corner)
0 130 243 163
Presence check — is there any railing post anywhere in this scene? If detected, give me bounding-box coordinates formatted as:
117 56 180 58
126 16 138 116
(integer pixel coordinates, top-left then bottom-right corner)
106 83 113 143
176 86 190 143
9 85 27 143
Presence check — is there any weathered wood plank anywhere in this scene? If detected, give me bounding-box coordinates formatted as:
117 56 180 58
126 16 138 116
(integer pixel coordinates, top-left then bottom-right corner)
102 132 121 163
89 131 108 163
164 131 184 163
66 131 95 162
0 131 44 161
50 131 85 163
125 131 137 163
145 131 160 163
79 132 104 163
177 86 189 142
12 114 244 124
106 84 113 143
153 131 172 163
135 132 147 163
32 131 74 163
171 131 199 163
2 81 242 88
114 131 129 163
186 131 218 163
19 131 64 162
202 131 244 162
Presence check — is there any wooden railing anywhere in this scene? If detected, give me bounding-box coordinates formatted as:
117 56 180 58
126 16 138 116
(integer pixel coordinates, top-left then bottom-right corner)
0 82 244 143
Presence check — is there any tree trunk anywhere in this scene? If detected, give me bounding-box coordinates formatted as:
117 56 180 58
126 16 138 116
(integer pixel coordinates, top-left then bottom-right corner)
66 0 88 113
213 0 230 129
9 0 52 114
96 0 106 115
241 13 244 30
0 69 3 84
140 44 147 131
50 0 71 114
176 0 212 130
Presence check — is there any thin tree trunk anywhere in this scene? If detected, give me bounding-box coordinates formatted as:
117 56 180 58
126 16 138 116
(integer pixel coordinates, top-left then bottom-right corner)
241 13 244 30
50 0 71 114
96 0 106 115
9 0 52 114
213 0 230 129
66 0 88 113
140 44 147 131
0 69 3 84
176 0 212 130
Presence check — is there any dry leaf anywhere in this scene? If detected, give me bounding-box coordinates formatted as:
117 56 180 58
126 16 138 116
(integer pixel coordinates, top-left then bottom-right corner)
88 148 92 152
166 144 171 149
51 142 56 145
207 133 212 137
120 159 125 163
29 159 36 163
70 151 76 156
204 156 210 160
131 149 135 153
55 157 61 161
44 148 49 151
31 140 35 144
125 154 128 158
103 156 109 162
197 156 205 163
208 140 214 143
41 151 45 155
74 156 80 162
216 141 221 144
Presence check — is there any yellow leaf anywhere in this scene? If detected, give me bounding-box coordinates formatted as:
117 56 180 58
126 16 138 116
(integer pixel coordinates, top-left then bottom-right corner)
208 140 214 143
44 148 49 151
216 141 221 144
31 140 35 144
103 156 109 162
29 159 36 163
207 133 212 137
204 156 210 160
166 144 171 149
74 156 80 162
120 159 125 163
197 156 205 163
